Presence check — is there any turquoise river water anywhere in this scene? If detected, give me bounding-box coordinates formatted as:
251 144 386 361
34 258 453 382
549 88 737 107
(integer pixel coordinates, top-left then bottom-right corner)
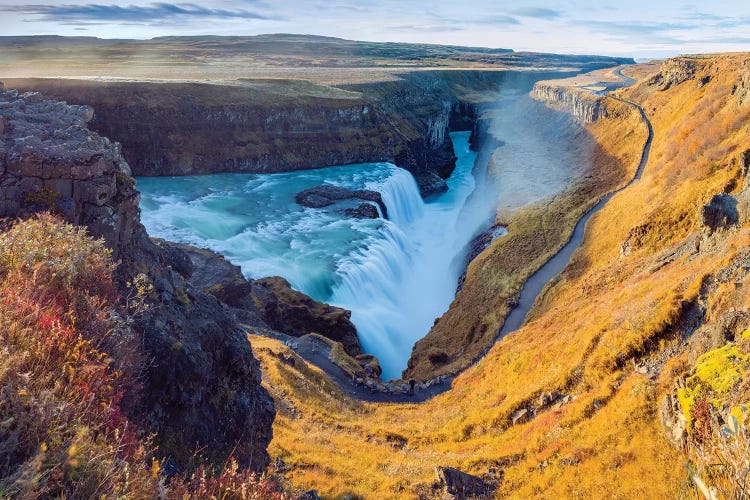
137 131 495 379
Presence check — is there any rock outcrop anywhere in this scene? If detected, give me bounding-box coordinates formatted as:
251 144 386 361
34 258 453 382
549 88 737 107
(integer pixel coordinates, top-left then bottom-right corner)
648 58 696 91
434 466 494 498
295 184 387 218
0 84 275 472
733 59 750 106
701 193 739 233
531 84 603 123
163 241 363 356
0 84 140 260
253 276 362 356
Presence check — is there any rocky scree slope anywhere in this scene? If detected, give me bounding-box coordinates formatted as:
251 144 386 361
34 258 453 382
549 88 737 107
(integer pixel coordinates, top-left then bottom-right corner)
7 69 586 196
0 83 275 471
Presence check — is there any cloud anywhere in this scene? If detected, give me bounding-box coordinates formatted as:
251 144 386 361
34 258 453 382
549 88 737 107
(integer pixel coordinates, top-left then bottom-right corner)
683 36 750 45
473 15 521 26
571 19 700 43
512 7 562 19
2 2 278 23
388 24 465 33
576 20 698 35
386 12 519 35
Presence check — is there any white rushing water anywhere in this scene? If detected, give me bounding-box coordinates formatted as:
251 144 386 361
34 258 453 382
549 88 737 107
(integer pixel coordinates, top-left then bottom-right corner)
138 131 494 379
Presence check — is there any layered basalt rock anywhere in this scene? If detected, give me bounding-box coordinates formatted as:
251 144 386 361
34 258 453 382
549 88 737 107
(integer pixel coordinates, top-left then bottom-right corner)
531 84 604 123
0 84 140 259
0 83 275 472
5 70 580 197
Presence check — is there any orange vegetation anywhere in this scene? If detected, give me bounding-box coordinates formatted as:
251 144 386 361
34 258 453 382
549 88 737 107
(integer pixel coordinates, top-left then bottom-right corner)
406 98 647 380
0 214 290 498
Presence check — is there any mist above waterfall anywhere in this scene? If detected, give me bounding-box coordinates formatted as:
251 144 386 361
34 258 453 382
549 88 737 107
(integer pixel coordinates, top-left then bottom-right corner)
481 87 595 214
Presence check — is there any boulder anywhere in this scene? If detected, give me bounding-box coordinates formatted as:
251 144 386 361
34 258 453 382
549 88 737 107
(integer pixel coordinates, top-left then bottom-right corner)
296 184 387 218
536 391 561 410
511 408 530 426
702 193 739 232
435 466 493 498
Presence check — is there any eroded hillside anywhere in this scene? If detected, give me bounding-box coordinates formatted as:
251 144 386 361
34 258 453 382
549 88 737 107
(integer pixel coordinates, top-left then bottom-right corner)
250 54 750 498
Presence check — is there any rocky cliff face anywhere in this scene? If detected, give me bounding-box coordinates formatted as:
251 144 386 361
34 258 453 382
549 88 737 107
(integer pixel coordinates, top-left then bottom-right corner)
0 83 275 471
5 70 570 196
648 58 697 91
0 84 141 259
733 59 750 106
163 241 363 356
531 84 604 123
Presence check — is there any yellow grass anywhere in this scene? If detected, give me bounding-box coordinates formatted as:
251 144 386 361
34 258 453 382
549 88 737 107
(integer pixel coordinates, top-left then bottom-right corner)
407 97 647 380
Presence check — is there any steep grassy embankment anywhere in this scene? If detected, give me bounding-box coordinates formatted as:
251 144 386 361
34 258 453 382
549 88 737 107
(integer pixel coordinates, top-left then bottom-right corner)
405 94 647 380
250 54 750 498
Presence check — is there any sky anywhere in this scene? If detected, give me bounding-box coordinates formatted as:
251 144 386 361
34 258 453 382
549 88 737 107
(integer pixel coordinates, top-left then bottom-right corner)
1 0 750 59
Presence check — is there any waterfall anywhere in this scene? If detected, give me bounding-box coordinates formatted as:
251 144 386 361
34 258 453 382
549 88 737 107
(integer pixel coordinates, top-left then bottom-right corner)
331 166 427 376
330 154 483 379
137 132 487 381
368 166 424 225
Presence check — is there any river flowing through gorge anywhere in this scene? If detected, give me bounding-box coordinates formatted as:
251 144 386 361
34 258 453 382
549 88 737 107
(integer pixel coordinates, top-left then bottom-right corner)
138 131 496 379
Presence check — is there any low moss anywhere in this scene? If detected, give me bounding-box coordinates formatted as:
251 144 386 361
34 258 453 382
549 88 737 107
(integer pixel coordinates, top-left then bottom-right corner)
678 341 750 430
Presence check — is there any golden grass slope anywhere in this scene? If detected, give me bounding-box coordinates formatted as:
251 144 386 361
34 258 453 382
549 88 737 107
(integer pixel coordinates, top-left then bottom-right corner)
251 54 750 498
405 97 647 380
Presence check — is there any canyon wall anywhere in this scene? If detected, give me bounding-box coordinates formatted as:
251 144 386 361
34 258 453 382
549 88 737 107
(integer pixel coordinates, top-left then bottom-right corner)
531 83 604 123
5 70 575 196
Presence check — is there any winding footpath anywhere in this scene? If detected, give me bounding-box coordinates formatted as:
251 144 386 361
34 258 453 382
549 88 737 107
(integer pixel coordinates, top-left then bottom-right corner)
283 67 654 403
497 79 652 339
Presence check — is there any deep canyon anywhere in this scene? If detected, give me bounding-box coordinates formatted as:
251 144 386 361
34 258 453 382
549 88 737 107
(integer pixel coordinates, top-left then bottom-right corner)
9 34 748 500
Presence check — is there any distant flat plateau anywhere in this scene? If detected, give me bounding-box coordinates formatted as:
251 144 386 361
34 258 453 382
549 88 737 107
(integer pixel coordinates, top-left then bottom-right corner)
0 34 634 85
